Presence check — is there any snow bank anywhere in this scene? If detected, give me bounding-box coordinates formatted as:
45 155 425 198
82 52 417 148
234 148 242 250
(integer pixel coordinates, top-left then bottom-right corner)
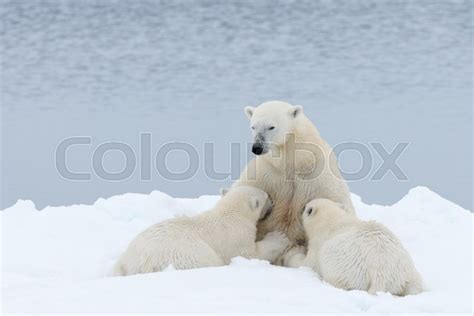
1 187 472 313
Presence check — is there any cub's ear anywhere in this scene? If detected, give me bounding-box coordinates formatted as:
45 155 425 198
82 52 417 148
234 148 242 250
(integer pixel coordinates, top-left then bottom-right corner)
244 106 255 119
289 105 303 118
305 206 316 216
337 202 347 211
220 187 230 196
249 195 260 211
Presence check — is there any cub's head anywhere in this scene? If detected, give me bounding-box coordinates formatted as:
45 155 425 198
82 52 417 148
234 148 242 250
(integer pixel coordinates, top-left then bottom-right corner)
244 100 303 155
301 198 347 232
220 186 273 222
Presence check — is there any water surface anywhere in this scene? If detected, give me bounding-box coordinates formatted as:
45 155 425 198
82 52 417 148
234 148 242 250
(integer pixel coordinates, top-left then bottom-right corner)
1 0 472 209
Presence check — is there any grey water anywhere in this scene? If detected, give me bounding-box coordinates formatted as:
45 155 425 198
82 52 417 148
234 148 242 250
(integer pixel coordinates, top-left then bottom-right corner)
1 0 472 210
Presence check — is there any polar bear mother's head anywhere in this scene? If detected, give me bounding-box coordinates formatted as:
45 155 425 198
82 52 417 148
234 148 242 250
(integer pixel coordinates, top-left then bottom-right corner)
244 101 303 155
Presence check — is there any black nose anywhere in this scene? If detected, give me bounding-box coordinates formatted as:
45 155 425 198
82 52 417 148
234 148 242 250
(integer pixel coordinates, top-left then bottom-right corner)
252 143 264 155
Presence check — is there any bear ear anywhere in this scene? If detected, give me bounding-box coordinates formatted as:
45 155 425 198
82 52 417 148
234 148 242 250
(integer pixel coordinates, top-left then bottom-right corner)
249 195 260 211
220 187 230 196
305 206 318 216
289 105 303 118
244 106 255 119
337 202 347 212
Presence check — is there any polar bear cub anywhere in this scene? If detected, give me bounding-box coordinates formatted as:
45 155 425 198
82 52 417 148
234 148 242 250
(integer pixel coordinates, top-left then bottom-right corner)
113 186 290 276
284 198 423 296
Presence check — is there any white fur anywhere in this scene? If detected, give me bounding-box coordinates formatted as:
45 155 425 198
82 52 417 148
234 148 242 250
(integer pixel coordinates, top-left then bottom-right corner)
236 100 355 244
284 198 423 296
113 186 290 276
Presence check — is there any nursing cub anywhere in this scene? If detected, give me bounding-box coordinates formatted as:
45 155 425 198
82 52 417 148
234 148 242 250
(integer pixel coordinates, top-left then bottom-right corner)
284 198 423 296
113 186 290 276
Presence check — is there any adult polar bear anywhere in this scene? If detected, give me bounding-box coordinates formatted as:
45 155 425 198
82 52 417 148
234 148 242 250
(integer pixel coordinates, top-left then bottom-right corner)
234 100 355 244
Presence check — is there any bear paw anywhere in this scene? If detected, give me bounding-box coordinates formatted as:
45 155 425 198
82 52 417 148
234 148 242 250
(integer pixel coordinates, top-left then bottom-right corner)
283 245 306 267
263 231 291 251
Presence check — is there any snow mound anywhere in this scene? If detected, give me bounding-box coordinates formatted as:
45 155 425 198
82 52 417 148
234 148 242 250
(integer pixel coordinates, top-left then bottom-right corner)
1 187 472 313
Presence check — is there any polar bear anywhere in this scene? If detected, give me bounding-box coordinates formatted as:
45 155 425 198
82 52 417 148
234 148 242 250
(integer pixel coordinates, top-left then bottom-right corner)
113 186 290 276
284 198 423 296
234 100 355 244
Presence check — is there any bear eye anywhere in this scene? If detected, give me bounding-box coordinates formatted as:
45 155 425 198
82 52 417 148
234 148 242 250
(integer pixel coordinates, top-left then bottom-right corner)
307 207 313 215
268 126 275 130
251 126 255 130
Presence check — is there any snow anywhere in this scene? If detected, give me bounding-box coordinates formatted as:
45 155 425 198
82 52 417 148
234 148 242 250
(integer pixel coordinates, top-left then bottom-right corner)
1 187 472 313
